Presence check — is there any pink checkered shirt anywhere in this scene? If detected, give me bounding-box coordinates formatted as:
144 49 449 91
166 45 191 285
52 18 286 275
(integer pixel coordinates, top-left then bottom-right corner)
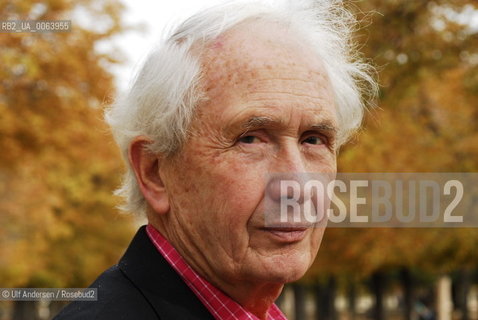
146 224 287 320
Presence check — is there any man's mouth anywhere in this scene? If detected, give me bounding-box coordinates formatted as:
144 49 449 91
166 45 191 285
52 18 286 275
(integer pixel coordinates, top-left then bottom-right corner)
260 226 311 242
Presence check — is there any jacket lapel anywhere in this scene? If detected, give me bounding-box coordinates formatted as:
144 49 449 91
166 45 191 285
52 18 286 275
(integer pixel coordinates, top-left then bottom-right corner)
118 226 214 320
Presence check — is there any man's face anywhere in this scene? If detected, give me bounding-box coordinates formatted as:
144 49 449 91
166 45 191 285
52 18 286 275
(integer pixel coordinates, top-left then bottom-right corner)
160 22 337 287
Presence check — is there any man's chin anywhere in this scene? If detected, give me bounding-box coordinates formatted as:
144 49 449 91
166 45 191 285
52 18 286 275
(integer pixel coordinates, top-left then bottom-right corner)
246 256 312 284
257 269 308 285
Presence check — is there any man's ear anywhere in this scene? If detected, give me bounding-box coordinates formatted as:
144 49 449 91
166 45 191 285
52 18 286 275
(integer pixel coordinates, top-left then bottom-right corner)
129 137 170 215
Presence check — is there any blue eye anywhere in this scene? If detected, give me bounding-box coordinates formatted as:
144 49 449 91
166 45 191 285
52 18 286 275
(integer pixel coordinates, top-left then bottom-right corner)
239 135 259 144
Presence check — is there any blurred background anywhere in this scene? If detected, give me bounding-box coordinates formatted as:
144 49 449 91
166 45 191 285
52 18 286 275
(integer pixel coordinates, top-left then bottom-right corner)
0 0 477 319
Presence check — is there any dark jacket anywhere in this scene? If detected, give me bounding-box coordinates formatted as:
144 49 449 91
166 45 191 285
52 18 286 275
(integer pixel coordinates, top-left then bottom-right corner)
54 226 214 320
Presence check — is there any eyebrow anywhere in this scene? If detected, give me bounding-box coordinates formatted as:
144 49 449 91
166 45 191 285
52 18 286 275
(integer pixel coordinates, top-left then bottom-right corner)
310 123 338 135
240 116 338 136
241 116 277 131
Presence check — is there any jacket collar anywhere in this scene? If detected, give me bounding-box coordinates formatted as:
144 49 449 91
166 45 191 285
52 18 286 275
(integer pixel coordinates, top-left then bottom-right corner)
118 226 214 319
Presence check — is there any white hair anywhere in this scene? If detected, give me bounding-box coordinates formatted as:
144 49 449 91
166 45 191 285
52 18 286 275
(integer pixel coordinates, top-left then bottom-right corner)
105 0 378 216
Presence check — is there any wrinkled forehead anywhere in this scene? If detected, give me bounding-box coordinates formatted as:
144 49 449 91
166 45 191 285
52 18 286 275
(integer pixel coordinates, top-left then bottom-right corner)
195 19 335 113
180 20 338 140
200 19 326 77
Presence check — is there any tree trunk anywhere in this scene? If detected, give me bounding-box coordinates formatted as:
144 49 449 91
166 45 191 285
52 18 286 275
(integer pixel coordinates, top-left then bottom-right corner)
329 276 338 320
293 282 307 320
315 276 337 320
454 269 471 320
371 271 385 320
12 301 39 320
436 275 452 320
401 267 414 320
326 276 337 320
315 282 325 320
348 280 357 320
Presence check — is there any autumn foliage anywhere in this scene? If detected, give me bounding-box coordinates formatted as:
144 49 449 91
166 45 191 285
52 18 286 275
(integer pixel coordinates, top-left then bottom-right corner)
311 0 478 281
0 0 134 289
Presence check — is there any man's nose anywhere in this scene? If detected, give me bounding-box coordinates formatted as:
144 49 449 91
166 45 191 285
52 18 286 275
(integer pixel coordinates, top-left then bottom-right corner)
266 145 309 203
273 144 307 174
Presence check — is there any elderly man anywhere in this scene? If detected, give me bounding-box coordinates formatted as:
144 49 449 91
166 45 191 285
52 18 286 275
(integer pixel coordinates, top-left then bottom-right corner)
55 0 375 319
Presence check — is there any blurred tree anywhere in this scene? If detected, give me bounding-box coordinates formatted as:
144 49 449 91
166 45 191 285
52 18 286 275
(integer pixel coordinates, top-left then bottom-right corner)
0 0 134 318
308 0 478 318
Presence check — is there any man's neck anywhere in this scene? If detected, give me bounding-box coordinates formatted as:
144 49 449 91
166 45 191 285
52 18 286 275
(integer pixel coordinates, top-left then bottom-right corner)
149 218 284 319
217 281 283 319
